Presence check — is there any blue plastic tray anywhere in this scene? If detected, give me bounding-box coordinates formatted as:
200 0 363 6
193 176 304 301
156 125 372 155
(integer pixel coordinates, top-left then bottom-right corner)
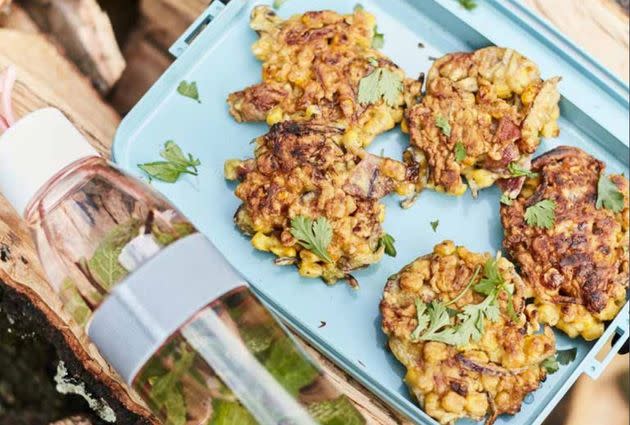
113 1 630 424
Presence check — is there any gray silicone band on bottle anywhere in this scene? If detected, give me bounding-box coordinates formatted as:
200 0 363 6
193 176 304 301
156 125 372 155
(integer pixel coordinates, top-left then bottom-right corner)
87 233 245 383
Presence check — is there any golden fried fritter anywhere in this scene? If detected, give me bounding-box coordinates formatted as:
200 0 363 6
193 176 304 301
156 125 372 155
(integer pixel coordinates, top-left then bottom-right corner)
225 121 414 285
405 47 561 198
501 146 629 340
380 241 556 425
227 6 422 150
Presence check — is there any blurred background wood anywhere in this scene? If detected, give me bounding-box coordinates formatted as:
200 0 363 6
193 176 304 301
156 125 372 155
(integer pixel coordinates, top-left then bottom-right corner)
0 0 628 424
20 0 126 93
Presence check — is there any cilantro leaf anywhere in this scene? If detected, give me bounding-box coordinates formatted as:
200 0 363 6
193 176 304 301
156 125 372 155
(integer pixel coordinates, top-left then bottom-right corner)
379 233 396 257
139 141 201 183
138 162 191 183
430 220 439 232
457 0 477 10
358 68 403 107
557 347 578 365
541 356 559 374
508 162 538 178
454 142 467 162
435 115 451 137
411 299 430 340
372 26 384 49
474 258 503 295
524 199 556 229
177 81 201 103
542 347 577 375
500 193 513 206
290 216 334 263
596 174 625 213
161 141 200 172
415 301 451 341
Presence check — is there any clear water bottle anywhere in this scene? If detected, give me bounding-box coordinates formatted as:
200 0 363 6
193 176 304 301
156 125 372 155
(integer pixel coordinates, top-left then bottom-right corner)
0 108 366 425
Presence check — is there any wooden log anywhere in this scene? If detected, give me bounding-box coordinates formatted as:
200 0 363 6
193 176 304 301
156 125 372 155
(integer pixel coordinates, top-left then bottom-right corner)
51 417 93 425
0 194 156 424
139 0 209 51
0 28 120 154
0 29 155 424
0 3 40 32
0 0 12 14
109 25 171 115
20 0 126 93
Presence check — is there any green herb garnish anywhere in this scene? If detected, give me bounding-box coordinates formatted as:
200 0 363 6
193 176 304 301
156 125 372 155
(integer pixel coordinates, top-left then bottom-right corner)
474 258 517 322
500 193 513 206
457 0 477 10
454 142 466 162
372 26 384 48
379 233 396 257
176 81 201 103
542 347 578 374
596 174 625 213
508 162 538 178
357 67 403 107
411 257 518 346
435 115 451 137
139 141 201 183
290 216 333 263
524 199 556 229
430 220 439 232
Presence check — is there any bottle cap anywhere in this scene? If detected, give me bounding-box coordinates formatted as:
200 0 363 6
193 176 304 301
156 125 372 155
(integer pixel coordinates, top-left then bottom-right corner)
0 108 99 216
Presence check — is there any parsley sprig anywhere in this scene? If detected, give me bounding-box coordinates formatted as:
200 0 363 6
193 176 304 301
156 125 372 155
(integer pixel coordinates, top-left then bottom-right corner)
524 199 556 229
290 216 333 264
358 65 403 107
138 141 201 183
411 258 518 346
596 174 624 213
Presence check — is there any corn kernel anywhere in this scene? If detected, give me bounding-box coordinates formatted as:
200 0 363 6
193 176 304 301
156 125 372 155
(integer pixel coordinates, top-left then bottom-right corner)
266 106 284 126
224 159 242 180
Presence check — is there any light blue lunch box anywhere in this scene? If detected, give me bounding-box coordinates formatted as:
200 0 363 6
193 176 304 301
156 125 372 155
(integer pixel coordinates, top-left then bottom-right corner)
112 1 630 424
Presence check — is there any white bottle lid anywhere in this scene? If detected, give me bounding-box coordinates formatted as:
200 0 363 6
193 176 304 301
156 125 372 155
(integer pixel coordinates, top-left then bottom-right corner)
0 108 99 216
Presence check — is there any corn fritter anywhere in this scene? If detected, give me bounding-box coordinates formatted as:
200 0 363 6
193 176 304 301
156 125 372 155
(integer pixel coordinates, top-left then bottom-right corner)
226 121 415 285
405 47 561 199
380 241 556 425
501 146 629 340
227 5 422 150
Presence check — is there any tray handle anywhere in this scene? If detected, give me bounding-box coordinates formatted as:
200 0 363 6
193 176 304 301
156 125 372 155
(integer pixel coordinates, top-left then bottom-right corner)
169 0 232 58
584 303 629 380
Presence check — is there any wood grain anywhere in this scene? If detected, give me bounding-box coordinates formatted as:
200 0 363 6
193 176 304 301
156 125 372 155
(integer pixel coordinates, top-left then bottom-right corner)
524 0 629 82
